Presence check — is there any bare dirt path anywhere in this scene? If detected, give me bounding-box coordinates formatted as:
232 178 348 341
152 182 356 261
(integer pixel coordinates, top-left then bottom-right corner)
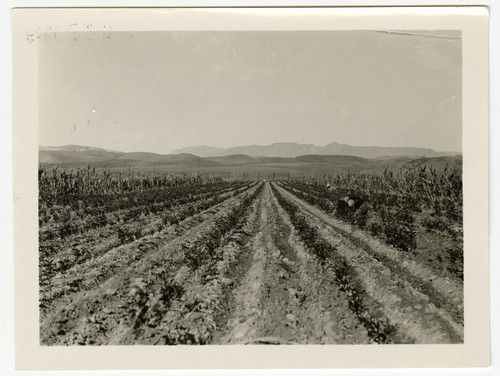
274 183 464 344
213 182 370 344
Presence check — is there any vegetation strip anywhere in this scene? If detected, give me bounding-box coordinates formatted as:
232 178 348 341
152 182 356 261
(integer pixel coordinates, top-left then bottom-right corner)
40 179 252 241
211 191 267 343
266 188 372 344
40 183 264 345
39 182 258 306
281 179 463 280
108 182 265 344
40 182 260 308
271 183 396 344
40 182 250 276
278 182 464 325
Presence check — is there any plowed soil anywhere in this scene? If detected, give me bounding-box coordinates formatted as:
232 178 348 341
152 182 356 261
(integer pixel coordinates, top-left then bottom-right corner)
40 182 463 345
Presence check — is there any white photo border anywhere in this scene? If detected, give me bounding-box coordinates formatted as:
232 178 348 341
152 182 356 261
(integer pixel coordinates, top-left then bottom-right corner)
12 6 489 371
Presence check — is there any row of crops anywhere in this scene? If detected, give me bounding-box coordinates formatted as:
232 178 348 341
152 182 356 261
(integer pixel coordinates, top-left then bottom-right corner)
124 183 265 345
39 166 258 308
40 181 264 345
39 165 463 294
275 182 464 330
302 166 462 223
39 164 463 345
278 166 463 281
39 165 225 198
270 183 396 343
40 180 251 240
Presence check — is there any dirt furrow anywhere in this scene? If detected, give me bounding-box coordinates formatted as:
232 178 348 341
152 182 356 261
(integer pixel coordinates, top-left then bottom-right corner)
40 184 262 345
109 190 265 345
279 182 464 319
275 184 464 343
217 182 370 344
267 185 371 344
41 184 258 308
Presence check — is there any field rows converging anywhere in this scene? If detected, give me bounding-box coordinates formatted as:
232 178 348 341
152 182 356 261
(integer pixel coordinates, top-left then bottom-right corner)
40 182 262 344
39 165 464 345
277 183 464 322
40 185 258 305
213 182 371 344
273 183 463 343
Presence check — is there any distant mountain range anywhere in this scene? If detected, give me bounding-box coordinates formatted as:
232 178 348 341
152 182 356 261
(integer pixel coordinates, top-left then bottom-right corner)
172 142 460 159
40 145 122 153
39 144 462 174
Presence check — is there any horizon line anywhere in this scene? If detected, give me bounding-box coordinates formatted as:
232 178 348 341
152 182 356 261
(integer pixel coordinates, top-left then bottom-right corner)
39 142 463 155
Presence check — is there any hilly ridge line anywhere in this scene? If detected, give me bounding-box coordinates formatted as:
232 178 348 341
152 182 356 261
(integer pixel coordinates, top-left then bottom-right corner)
39 143 462 174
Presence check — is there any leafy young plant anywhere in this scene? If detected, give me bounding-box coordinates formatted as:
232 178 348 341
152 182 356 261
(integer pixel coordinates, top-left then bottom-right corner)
272 184 396 343
380 208 417 253
445 245 464 280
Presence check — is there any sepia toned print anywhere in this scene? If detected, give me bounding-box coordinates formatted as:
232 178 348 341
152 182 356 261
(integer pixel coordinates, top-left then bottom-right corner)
11 5 492 370
37 29 465 346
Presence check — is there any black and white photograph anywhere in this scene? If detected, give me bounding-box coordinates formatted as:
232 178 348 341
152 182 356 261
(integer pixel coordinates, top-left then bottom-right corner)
10 6 491 371
37 27 464 346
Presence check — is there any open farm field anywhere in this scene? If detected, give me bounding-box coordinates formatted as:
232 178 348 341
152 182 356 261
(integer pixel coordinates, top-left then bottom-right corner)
39 164 463 345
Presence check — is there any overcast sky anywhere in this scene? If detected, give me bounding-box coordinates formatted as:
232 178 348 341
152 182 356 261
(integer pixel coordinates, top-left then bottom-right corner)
39 30 461 154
